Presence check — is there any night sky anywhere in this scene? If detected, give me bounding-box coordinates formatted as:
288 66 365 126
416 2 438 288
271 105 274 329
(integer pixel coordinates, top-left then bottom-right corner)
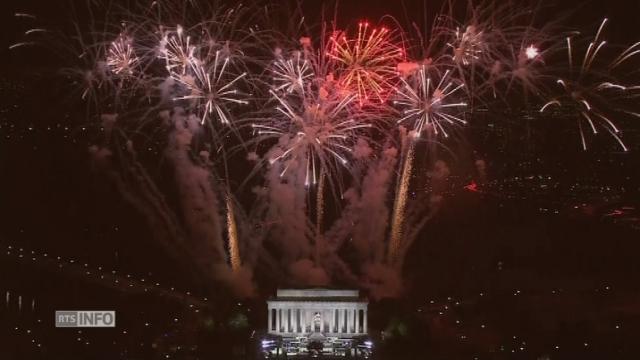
2 0 640 359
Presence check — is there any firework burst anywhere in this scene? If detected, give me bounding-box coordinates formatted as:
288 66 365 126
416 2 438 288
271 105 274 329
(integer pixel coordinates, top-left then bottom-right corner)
540 19 640 151
158 25 250 126
494 42 546 97
160 25 197 76
253 87 369 188
106 34 140 76
171 55 249 126
328 21 404 105
272 50 314 94
447 25 486 66
394 64 468 138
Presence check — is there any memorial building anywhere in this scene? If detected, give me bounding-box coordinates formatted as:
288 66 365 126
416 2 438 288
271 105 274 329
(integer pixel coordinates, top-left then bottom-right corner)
262 288 371 357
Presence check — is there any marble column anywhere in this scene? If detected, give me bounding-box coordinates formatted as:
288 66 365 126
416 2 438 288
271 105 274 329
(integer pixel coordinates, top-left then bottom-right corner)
329 309 333 334
304 310 309 333
268 307 272 331
282 309 286 333
352 309 356 333
293 308 298 333
330 309 333 333
353 309 357 333
344 309 348 333
286 309 291 333
302 310 306 333
363 309 367 333
276 308 281 333
355 309 360 333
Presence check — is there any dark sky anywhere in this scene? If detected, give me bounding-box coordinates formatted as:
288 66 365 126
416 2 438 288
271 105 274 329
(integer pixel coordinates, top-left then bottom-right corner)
2 0 638 73
4 0 640 36
0 0 640 72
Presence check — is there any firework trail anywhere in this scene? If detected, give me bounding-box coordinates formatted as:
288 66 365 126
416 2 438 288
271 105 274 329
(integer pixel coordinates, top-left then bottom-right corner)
226 193 241 272
540 18 640 151
315 170 326 264
388 62 468 267
388 139 414 267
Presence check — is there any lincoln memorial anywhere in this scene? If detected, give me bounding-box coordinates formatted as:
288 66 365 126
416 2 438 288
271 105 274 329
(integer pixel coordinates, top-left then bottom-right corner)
262 288 371 357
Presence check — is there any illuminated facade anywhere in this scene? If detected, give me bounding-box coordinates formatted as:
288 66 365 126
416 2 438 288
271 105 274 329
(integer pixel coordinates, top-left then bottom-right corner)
263 289 371 357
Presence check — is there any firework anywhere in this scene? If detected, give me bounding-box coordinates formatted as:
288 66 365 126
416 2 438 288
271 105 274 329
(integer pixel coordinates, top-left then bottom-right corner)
106 34 139 76
389 64 467 263
315 170 326 262
328 21 404 105
253 87 368 187
394 64 468 138
226 193 241 272
540 19 640 151
171 57 248 125
160 25 249 126
160 25 197 76
256 38 375 186
14 0 640 298
525 45 540 60
272 51 314 94
388 141 415 266
447 25 485 66
422 2 558 102
502 42 546 96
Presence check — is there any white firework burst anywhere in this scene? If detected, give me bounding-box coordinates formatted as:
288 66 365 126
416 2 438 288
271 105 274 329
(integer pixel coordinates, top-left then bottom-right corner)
394 65 468 138
172 52 248 126
253 88 370 187
540 19 640 151
447 26 485 66
106 34 139 75
272 51 314 94
160 25 197 76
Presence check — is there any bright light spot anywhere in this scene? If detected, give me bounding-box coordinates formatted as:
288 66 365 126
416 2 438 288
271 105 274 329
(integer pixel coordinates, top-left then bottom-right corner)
525 45 539 60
